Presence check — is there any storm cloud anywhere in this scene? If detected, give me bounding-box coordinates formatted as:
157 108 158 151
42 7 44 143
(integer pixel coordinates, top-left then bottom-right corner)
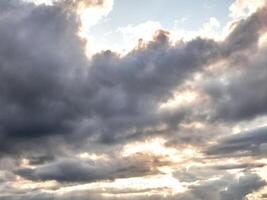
1 0 266 152
206 126 267 157
1 0 267 199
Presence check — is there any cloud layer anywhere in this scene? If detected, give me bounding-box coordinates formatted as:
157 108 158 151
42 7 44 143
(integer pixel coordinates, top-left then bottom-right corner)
0 0 267 199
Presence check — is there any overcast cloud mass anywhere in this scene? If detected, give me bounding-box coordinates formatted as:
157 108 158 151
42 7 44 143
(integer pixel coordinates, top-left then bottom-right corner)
0 0 267 199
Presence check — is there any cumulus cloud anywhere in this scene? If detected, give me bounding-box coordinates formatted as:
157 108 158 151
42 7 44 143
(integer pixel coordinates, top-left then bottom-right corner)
1 0 267 199
229 0 266 19
0 0 266 155
204 45 267 121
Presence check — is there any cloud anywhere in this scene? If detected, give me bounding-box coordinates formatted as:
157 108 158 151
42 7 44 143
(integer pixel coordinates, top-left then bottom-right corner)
0 0 88 155
206 126 267 157
62 0 105 9
117 21 162 50
0 0 222 155
171 173 266 200
220 174 266 200
0 0 266 164
24 0 107 8
1 0 267 199
223 5 267 56
15 154 161 182
204 45 267 121
214 163 265 170
2 172 267 200
229 0 266 19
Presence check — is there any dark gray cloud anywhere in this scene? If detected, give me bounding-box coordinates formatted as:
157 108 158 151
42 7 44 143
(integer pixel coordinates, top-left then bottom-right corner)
0 0 219 155
204 45 267 121
172 173 266 200
0 0 266 157
214 163 265 170
222 6 267 55
206 126 267 157
220 174 266 200
0 0 88 155
174 163 265 183
0 193 54 200
198 6 267 123
1 0 267 199
15 154 163 182
27 155 55 165
84 33 222 144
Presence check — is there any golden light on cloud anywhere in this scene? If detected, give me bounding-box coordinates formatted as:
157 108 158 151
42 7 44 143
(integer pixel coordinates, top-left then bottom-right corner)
159 89 200 110
74 0 114 56
121 137 201 168
180 121 206 130
104 175 186 196
257 160 267 180
229 0 265 19
77 152 109 161
20 158 31 168
13 177 59 191
56 174 186 197
259 32 267 46
122 138 179 159
244 162 267 200
75 0 113 27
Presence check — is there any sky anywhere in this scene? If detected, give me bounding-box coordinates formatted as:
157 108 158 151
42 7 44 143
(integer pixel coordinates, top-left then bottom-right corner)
1 0 267 199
